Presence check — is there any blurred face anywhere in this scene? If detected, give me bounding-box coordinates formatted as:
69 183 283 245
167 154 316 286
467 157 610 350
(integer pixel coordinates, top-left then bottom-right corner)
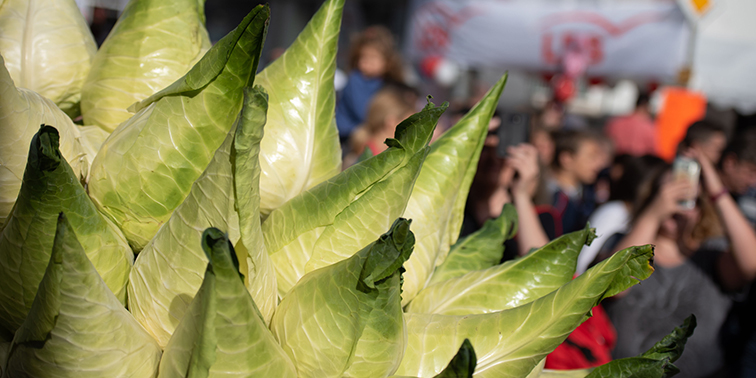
532 130 554 166
472 122 512 191
692 132 727 164
660 208 700 240
358 45 387 78
723 157 756 194
540 103 563 130
569 140 605 184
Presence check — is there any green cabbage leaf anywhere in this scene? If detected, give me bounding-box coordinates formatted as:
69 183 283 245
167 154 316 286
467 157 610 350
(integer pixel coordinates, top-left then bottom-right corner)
0 126 132 334
407 225 595 315
537 315 695 378
256 0 343 216
157 228 297 378
81 0 211 132
4 213 161 378
537 370 593 378
0 340 9 377
87 5 269 252
0 56 86 226
393 339 477 378
433 339 477 378
428 204 518 285
0 0 96 116
271 218 413 378
129 87 276 347
584 315 696 378
395 244 654 378
263 100 445 296
400 75 507 305
76 125 110 178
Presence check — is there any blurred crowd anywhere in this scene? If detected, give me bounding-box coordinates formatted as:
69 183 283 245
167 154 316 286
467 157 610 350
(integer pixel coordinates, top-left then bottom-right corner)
335 25 756 378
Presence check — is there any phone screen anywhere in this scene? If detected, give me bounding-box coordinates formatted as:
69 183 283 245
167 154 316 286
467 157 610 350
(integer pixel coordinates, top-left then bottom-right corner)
496 112 530 157
672 157 701 209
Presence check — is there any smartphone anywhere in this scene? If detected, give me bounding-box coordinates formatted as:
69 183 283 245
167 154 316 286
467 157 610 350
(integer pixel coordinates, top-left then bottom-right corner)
496 112 530 157
672 157 700 209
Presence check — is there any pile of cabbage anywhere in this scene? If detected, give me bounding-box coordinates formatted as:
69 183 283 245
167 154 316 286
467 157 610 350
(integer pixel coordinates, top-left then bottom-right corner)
0 0 694 377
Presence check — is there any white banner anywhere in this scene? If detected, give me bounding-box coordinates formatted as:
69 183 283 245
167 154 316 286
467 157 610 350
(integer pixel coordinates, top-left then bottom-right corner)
406 0 690 81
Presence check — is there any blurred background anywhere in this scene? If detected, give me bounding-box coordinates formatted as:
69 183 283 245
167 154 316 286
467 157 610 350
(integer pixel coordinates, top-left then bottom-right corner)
76 0 756 138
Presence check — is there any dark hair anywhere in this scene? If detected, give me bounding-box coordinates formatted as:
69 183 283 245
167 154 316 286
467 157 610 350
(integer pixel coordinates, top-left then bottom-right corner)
679 120 725 151
636 92 650 108
610 155 667 204
631 159 672 221
609 155 640 203
720 127 756 166
551 129 602 170
347 26 405 84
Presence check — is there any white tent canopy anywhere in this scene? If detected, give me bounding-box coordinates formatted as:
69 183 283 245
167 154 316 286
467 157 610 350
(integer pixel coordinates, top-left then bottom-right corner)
691 0 756 113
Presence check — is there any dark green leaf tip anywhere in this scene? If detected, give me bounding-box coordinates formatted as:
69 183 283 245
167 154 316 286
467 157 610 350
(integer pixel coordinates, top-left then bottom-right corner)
392 99 448 153
435 338 477 378
586 315 696 378
584 223 598 246
359 218 415 289
201 228 244 282
31 125 62 172
641 315 696 364
246 85 269 101
384 138 402 149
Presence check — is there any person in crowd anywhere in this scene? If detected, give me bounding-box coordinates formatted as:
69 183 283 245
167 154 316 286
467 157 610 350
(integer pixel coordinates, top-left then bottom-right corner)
531 125 555 168
335 26 405 145
460 121 549 258
576 154 667 274
679 120 728 164
342 84 417 167
716 129 756 225
530 125 557 208
545 130 607 235
538 100 564 131
714 127 756 377
592 137 617 205
672 122 731 251
605 93 657 156
605 147 756 378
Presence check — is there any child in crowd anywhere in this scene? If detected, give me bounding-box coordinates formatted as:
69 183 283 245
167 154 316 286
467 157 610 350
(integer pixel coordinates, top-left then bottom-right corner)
342 84 417 167
545 130 607 235
335 26 404 145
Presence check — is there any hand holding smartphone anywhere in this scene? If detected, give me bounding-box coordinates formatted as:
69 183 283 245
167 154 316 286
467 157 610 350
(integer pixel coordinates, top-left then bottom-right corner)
496 112 530 158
